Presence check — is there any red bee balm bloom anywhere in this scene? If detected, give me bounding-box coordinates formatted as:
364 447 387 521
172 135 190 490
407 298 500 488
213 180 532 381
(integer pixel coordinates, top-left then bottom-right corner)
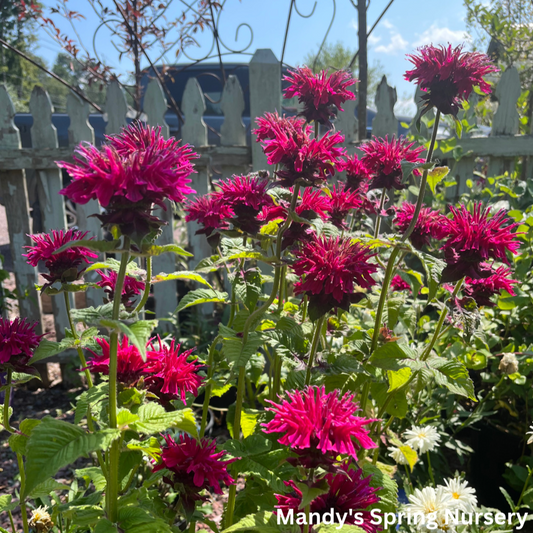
24 229 98 288
262 128 346 188
263 386 377 462
361 136 425 191
144 338 203 403
441 203 521 282
253 111 311 142
344 155 372 192
96 269 145 310
185 194 234 247
276 463 381 533
327 183 362 229
463 265 517 307
58 122 198 242
86 337 145 386
405 44 498 117
391 274 411 292
216 175 273 234
394 202 449 249
283 67 356 126
0 318 43 372
292 235 377 320
154 433 236 512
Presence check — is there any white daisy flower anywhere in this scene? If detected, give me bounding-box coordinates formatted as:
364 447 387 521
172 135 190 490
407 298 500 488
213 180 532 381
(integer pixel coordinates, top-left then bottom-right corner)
405 486 455 533
404 425 441 453
527 424 533 445
388 445 410 465
442 477 478 512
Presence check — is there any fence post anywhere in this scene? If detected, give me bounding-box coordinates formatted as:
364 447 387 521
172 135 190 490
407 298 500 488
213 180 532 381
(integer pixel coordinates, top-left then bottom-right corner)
372 75 397 138
105 80 128 135
67 92 104 309
29 86 71 345
250 49 281 171
489 66 521 178
144 78 177 330
182 78 212 271
0 86 43 329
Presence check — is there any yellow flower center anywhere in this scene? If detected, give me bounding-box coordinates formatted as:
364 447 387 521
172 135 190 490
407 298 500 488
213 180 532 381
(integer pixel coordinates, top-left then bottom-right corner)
452 492 460 499
418 432 426 439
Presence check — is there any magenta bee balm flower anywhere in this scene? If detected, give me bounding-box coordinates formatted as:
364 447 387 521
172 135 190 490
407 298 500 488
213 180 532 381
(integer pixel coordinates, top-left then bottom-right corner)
263 386 377 462
360 136 425 191
463 265 517 307
276 462 381 533
391 274 412 293
144 337 203 403
253 111 312 142
154 433 236 513
327 183 362 229
0 318 43 372
405 44 498 117
58 122 198 242
283 67 356 126
394 202 449 249
441 203 521 282
24 229 98 288
344 155 372 192
292 235 377 320
96 269 145 310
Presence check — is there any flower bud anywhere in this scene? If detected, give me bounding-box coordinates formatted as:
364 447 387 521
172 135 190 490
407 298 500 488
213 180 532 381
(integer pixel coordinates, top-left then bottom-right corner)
499 353 519 375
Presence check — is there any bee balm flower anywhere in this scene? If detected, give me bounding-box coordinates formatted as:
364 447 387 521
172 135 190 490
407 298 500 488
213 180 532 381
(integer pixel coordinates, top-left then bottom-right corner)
283 67 356 126
0 318 42 372
292 235 377 320
263 386 377 462
405 44 498 117
463 265 517 307
96 269 145 310
394 202 449 249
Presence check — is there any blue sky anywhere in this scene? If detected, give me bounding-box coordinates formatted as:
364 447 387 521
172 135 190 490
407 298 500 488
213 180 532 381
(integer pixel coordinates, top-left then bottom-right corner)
36 0 474 115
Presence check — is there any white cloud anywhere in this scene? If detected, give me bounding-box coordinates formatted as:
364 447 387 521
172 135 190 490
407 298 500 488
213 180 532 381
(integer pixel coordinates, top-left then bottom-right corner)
412 24 472 48
368 20 408 55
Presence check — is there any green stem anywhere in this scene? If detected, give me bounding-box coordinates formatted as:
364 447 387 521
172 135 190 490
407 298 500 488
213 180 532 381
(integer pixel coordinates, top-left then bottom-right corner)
2 368 13 433
200 336 221 438
516 467 533 509
303 504 311 533
272 352 282 400
17 453 28 533
133 256 151 315
374 189 387 239
8 509 15 533
427 451 436 486
360 111 442 415
106 238 131 522
404 464 413 491
305 316 326 386
301 294 308 322
63 292 93 388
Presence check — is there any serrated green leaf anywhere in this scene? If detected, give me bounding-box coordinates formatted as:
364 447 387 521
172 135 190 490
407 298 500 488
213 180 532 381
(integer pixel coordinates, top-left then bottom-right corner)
431 360 477 401
294 479 329 510
75 382 109 425
387 367 412 392
94 519 119 533
117 409 140 429
76 466 108 491
29 478 70 498
427 166 450 194
24 418 120 497
401 160 434 181
143 244 192 258
8 419 41 455
0 495 16 514
222 510 299 533
117 506 172 533
175 288 228 313
412 250 446 302
132 404 197 436
361 461 398 514
369 342 417 370
152 271 211 287
55 239 120 254
370 382 408 418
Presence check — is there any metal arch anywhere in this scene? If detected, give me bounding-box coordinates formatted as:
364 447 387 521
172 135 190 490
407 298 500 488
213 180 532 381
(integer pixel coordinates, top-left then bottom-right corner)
215 1 254 55
293 0 318 18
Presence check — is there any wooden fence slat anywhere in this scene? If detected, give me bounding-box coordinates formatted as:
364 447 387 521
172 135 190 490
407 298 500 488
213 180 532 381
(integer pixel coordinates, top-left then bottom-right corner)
144 78 177 330
250 49 281 171
0 85 43 331
221 75 246 147
67 91 104 308
29 86 71 340
182 77 212 273
372 75 397 138
105 80 128 135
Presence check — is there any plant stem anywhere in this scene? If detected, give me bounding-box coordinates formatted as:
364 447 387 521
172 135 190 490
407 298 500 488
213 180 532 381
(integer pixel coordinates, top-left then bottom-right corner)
8 509 15 533
516 467 533 509
427 451 436 486
106 238 131 522
305 316 326 386
17 453 29 533
200 336 221 438
133 256 151 315
374 189 387 239
2 369 13 433
303 504 311 533
360 110 442 415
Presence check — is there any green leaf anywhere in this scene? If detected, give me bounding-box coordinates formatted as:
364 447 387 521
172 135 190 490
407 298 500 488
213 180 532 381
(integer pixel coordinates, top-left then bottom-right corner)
8 419 41 455
399 445 418 472
99 319 157 359
361 461 398 514
131 404 198 436
175 289 228 313
315 526 367 533
401 160 434 181
152 271 211 287
241 409 261 439
223 510 299 533
294 480 329 510
55 239 120 254
94 519 119 533
370 382 408 418
86 259 145 280
412 250 446 302
387 367 412 392
77 466 107 491
369 342 417 371
0 495 16 514
0 403 12 430
117 409 140 429
431 360 477 401
75 382 109 425
29 478 70 498
117 506 172 533
427 166 450 194
24 418 120 497
143 244 193 258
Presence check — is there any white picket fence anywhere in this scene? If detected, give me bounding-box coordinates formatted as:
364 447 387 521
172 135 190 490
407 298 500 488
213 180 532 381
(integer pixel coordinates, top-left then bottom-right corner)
0 47 531 358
